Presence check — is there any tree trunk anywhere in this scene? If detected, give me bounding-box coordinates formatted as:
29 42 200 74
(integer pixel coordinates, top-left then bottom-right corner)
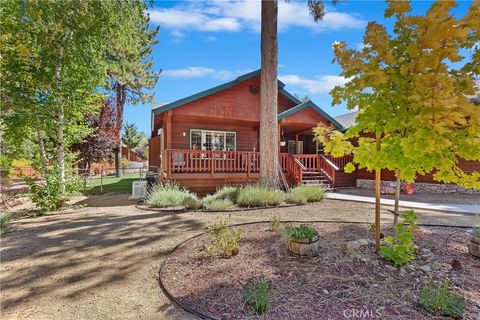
115 84 126 177
374 135 381 252
259 0 279 188
394 169 401 225
55 43 66 194
37 130 48 173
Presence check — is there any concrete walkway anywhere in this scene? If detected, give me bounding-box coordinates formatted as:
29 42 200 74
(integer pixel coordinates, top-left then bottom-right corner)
327 192 480 214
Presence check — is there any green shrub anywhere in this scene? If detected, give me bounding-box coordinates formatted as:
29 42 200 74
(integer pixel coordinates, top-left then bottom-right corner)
204 199 234 211
473 226 480 238
241 278 272 314
285 191 307 205
205 215 243 258
208 186 241 203
236 185 284 207
420 280 465 318
181 195 203 210
146 184 197 208
289 185 326 202
25 167 83 213
269 215 282 232
283 224 318 241
0 213 12 236
380 210 419 265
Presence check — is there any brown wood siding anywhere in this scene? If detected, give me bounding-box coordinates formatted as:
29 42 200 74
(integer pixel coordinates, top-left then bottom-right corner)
356 158 480 184
148 135 161 170
170 173 259 195
170 115 259 152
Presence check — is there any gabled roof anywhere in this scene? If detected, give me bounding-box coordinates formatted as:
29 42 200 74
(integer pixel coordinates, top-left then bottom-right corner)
334 111 358 129
277 99 344 130
152 69 300 115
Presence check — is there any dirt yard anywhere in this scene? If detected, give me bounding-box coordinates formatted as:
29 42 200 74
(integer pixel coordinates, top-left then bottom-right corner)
1 194 477 320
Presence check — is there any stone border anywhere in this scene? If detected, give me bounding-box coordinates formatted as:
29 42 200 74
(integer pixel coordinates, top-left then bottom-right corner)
356 179 480 195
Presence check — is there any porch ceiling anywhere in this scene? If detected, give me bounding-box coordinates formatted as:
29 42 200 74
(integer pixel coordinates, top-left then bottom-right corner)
280 122 316 135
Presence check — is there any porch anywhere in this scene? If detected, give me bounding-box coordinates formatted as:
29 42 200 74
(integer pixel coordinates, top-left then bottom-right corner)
160 149 355 193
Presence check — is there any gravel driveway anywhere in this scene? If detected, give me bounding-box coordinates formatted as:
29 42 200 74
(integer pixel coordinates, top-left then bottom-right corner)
1 195 476 319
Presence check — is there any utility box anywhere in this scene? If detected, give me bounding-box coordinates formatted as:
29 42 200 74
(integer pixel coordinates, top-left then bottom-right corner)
131 180 147 199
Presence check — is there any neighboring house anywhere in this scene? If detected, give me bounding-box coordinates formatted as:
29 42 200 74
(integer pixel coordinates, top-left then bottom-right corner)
149 69 354 193
333 102 480 194
149 69 479 194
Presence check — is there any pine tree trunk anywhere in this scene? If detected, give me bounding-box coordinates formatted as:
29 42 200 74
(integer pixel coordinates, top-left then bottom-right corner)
115 84 125 177
374 135 382 252
394 169 401 225
259 0 279 188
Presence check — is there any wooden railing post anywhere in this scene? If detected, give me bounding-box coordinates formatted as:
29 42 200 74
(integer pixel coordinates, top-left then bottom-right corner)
247 153 251 177
211 150 215 176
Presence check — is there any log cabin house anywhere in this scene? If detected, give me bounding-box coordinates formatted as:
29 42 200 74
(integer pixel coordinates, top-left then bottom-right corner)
149 69 480 194
148 69 355 193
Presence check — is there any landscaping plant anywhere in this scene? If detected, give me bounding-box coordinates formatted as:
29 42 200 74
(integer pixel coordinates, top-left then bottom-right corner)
25 167 83 213
473 226 480 238
283 224 318 241
146 184 198 208
269 215 282 232
204 215 243 258
380 210 419 265
0 213 12 237
288 185 326 202
241 278 272 314
203 199 234 212
284 191 308 205
420 280 465 318
206 186 241 203
236 185 284 207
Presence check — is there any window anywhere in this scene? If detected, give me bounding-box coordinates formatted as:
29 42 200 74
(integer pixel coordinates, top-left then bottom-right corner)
288 140 303 154
190 129 236 151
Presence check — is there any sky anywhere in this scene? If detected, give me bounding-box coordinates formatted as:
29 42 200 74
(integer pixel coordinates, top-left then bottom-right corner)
123 0 475 135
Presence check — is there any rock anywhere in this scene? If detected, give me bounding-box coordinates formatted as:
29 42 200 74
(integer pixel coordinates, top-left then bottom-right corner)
385 264 397 271
344 239 370 252
357 239 370 246
419 265 432 273
372 283 379 288
361 258 368 263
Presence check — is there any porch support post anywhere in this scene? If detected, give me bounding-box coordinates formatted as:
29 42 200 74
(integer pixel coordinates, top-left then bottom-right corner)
295 134 299 154
277 121 281 153
165 111 172 149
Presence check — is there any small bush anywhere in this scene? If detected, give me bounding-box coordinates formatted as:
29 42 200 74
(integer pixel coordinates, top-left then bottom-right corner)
181 195 203 210
289 185 326 202
0 213 12 236
285 191 307 205
241 278 272 314
473 226 480 238
208 186 241 203
380 210 419 265
146 184 197 208
283 224 317 241
205 215 242 258
204 199 234 211
236 185 284 207
25 167 83 213
420 280 465 318
269 215 282 232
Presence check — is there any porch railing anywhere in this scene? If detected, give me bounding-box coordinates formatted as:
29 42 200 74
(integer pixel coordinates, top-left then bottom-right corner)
324 154 353 172
162 149 352 186
163 149 260 175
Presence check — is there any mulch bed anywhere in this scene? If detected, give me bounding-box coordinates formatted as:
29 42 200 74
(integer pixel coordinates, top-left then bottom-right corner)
161 222 480 319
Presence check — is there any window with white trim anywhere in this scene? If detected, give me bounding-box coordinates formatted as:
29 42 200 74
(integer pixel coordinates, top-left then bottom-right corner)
190 130 236 151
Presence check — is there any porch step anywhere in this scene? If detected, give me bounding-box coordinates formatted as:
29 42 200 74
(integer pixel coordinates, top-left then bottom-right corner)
301 170 332 187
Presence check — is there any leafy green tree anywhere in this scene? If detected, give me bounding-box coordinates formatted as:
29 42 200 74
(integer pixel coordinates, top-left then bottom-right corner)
315 0 479 250
122 122 143 151
107 1 160 176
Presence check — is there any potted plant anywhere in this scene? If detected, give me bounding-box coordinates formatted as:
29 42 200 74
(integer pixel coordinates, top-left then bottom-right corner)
283 224 319 256
468 227 480 258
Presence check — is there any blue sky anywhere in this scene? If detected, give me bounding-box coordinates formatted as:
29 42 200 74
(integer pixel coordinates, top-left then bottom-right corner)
123 0 474 135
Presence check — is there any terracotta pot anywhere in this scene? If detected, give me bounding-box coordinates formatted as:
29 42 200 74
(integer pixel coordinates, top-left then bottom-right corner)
287 235 319 257
468 236 480 258
404 184 414 195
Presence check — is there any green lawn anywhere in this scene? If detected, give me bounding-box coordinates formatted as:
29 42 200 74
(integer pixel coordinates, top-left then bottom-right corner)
86 172 145 195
